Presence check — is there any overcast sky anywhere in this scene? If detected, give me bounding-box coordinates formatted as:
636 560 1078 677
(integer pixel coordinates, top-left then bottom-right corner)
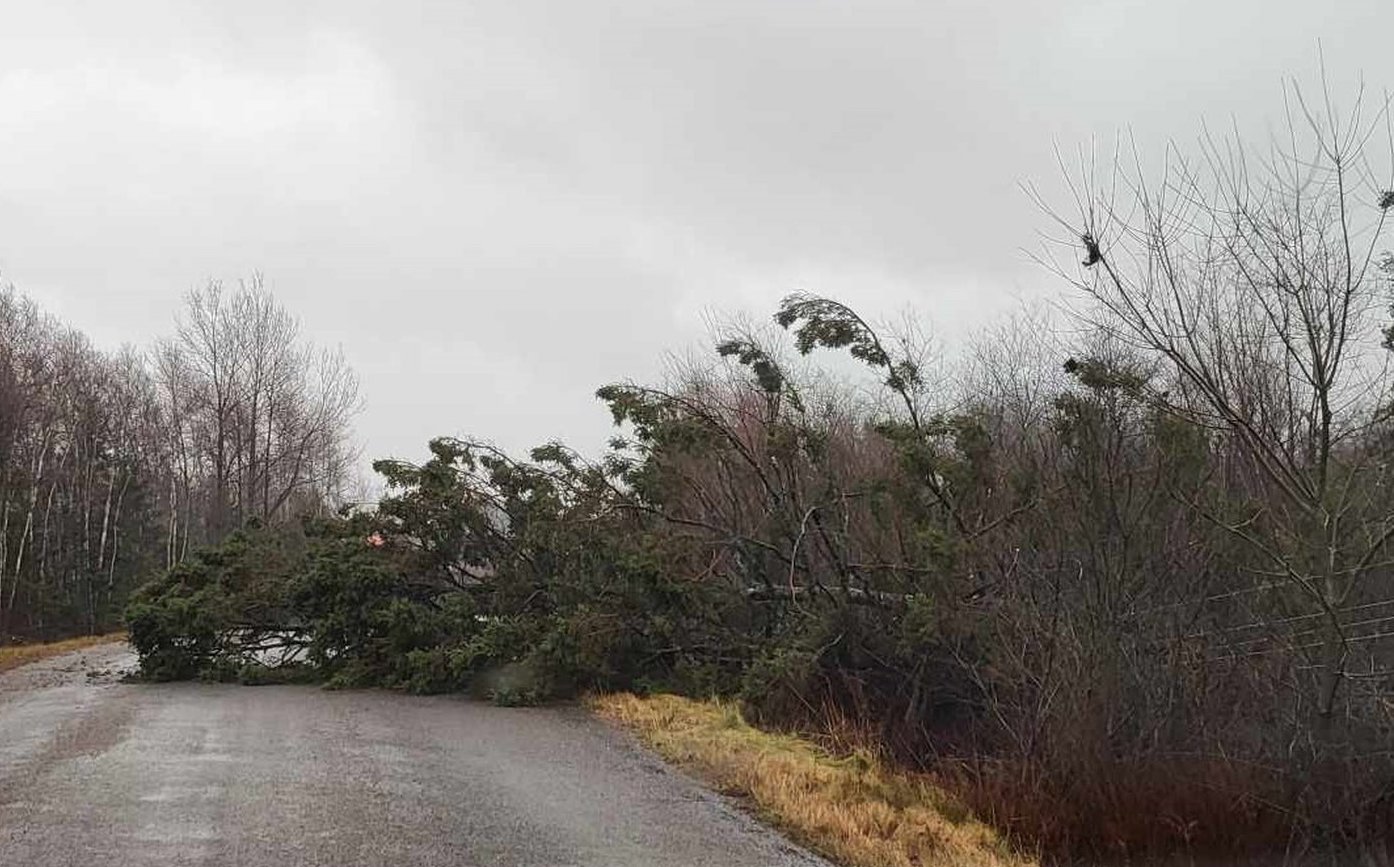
0 0 1389 469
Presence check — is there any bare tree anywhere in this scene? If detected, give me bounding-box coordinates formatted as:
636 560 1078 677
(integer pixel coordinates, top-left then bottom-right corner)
160 277 360 543
0 274 360 640
1045 78 1394 722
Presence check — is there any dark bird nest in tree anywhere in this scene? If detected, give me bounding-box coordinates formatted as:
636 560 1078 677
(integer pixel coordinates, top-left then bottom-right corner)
1380 191 1394 210
1081 233 1102 267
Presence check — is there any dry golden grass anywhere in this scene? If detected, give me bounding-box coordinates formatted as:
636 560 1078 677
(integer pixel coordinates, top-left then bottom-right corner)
0 632 127 674
591 692 1035 867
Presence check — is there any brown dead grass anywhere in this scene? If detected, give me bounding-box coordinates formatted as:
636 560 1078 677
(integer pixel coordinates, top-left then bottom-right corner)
591 692 1036 867
0 632 127 674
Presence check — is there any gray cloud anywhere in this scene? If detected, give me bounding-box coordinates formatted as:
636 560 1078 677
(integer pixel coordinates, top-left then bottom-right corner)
0 0 1387 467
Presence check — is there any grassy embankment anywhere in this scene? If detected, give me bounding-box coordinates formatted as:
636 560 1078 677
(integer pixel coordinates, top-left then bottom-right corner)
592 692 1034 867
0 633 127 674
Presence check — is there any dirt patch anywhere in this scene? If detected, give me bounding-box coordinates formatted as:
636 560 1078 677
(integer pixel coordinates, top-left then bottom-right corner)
0 634 128 676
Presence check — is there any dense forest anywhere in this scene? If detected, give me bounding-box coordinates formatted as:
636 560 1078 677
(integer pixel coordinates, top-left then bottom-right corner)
64 88 1394 861
0 278 359 639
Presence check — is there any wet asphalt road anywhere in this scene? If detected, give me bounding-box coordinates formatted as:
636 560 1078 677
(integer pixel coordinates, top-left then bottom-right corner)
0 643 827 866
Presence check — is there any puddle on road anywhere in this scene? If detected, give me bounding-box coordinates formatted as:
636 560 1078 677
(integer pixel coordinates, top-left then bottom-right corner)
138 784 225 803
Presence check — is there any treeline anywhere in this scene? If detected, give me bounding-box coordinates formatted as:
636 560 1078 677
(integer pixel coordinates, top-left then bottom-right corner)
0 278 358 639
128 87 1394 862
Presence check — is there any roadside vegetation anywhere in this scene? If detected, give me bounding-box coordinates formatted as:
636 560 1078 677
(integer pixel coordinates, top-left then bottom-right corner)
3 77 1392 864
594 692 1032 867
